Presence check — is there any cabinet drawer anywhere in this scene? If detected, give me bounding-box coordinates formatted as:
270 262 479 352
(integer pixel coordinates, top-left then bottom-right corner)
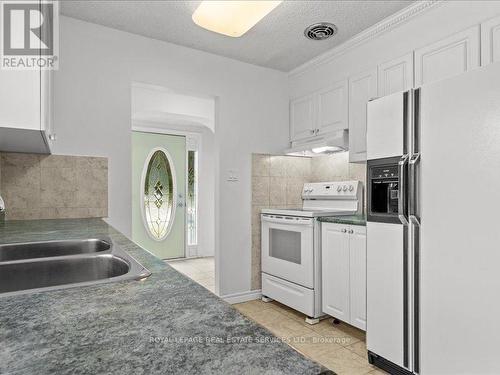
262 272 315 317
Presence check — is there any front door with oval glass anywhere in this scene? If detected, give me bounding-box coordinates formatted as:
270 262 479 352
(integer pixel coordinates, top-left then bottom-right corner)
132 132 186 259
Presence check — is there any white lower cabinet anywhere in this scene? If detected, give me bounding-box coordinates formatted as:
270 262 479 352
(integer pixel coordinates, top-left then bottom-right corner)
321 223 350 322
321 222 367 330
348 227 367 330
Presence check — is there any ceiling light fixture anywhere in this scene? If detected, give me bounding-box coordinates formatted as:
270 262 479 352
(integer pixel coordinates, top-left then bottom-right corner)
192 1 282 38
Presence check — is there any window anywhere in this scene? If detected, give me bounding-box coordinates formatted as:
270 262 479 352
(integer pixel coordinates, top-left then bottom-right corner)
142 149 175 240
187 150 198 246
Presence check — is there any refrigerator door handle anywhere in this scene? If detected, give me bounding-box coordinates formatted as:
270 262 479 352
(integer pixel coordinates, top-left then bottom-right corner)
403 225 409 369
398 154 409 225
409 153 420 224
410 88 420 374
411 221 421 374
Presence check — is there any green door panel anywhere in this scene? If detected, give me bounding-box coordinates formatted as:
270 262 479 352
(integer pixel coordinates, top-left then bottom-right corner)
132 131 186 259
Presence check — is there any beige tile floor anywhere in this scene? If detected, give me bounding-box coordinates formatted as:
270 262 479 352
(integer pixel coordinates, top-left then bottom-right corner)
166 256 215 293
234 299 388 375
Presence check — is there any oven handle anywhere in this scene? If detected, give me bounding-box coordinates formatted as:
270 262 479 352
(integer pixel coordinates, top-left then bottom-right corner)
261 215 314 226
398 154 409 226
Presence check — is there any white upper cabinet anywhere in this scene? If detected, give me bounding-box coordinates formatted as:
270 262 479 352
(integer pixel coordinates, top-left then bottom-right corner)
290 94 315 141
41 70 54 142
378 53 414 97
317 80 348 136
0 0 53 154
290 18 492 156
290 80 348 143
0 68 53 153
414 25 480 87
348 69 377 163
0 70 41 131
481 15 500 66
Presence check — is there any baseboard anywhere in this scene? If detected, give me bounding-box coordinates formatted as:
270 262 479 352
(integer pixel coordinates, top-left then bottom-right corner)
221 290 262 304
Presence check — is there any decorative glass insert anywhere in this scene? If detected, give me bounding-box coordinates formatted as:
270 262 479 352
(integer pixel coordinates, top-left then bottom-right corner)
187 150 198 246
143 150 175 240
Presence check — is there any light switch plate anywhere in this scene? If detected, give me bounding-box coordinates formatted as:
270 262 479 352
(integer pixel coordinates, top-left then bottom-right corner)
227 169 239 182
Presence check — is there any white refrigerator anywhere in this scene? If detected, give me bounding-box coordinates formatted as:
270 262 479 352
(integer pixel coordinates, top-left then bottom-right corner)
366 63 500 375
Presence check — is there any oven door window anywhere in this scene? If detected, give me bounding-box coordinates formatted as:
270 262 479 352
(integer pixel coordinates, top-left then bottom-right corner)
269 228 301 264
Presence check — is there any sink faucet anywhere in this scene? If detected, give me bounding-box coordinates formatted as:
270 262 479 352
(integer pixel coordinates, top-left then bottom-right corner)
0 195 5 221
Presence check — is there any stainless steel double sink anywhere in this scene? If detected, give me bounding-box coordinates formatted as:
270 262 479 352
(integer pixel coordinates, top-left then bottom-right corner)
0 238 151 296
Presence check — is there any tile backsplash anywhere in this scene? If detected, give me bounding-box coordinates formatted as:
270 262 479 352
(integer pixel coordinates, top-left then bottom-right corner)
250 152 366 290
0 153 108 220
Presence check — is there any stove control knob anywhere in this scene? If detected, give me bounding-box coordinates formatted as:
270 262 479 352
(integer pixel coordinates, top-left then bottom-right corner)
337 185 342 192
342 185 348 192
349 185 354 192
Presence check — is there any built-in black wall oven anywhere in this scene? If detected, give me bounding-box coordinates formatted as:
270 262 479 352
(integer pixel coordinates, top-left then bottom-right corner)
367 156 407 224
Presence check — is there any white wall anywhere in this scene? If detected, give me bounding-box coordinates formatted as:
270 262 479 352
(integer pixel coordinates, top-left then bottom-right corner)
289 1 500 98
53 16 289 297
132 83 216 131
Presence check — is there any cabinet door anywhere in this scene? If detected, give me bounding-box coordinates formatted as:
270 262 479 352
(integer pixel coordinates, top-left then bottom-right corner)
349 226 367 331
481 15 500 66
378 53 414 97
0 69 41 130
321 223 350 322
41 70 53 135
414 25 480 87
317 80 348 136
348 69 377 163
290 94 315 142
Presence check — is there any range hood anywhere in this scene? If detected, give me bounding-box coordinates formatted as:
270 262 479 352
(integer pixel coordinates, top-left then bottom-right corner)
284 130 349 157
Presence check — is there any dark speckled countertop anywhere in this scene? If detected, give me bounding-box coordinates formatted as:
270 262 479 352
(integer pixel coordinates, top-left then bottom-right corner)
318 215 366 226
0 219 332 375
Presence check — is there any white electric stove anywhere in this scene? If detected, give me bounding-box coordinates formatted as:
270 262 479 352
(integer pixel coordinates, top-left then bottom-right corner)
261 181 362 324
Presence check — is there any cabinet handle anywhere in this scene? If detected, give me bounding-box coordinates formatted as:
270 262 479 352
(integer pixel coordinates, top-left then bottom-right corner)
349 229 354 234
315 129 319 135
341 229 347 233
310 129 315 134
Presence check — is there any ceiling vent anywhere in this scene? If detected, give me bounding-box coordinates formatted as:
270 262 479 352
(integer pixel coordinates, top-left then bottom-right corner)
304 22 337 41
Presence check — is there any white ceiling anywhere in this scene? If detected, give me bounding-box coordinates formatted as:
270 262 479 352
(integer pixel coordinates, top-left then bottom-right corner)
60 0 414 72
